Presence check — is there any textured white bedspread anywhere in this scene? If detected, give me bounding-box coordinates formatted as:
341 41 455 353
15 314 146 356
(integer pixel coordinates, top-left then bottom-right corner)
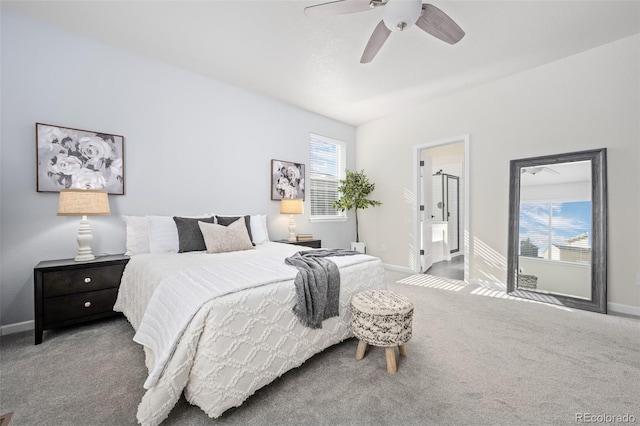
135 251 300 389
114 242 386 425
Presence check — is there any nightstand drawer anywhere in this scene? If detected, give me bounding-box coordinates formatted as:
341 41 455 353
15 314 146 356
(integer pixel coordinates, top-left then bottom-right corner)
292 240 321 248
43 288 119 324
277 239 321 249
42 264 126 298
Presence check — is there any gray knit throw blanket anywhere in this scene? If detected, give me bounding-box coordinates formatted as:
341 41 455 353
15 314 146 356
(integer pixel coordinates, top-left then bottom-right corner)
285 249 361 329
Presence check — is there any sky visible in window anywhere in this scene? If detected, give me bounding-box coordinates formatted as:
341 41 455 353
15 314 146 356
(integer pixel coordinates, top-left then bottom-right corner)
310 139 339 177
519 201 592 253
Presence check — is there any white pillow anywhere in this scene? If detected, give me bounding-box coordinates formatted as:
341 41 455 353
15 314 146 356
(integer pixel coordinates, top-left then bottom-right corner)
147 214 211 253
250 215 270 244
198 218 254 254
147 216 179 253
122 215 150 255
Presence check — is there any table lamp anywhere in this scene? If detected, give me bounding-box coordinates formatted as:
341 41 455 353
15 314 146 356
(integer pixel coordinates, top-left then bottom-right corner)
57 189 111 261
280 198 303 242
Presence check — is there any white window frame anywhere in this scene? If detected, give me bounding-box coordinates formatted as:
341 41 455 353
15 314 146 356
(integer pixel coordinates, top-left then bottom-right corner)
309 133 347 222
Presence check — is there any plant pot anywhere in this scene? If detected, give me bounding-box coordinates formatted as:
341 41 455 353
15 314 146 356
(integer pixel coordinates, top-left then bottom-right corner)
351 242 366 254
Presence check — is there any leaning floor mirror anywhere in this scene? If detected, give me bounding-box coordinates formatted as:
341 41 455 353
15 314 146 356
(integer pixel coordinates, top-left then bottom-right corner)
507 148 607 313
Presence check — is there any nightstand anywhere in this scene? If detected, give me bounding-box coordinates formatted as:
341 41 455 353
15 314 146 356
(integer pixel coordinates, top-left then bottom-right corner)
34 254 129 344
277 239 321 249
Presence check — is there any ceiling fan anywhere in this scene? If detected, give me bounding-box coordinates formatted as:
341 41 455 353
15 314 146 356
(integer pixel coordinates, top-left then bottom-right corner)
304 0 465 63
522 167 560 176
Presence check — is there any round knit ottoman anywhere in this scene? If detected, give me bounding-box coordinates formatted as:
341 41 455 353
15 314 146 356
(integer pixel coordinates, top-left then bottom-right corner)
350 290 414 374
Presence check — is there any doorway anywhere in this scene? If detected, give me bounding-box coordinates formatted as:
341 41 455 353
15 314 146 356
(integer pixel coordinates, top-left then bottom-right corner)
413 135 470 283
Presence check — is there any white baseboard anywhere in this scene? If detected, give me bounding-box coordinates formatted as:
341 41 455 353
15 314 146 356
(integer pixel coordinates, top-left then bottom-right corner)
1 320 34 336
608 302 640 317
383 263 416 274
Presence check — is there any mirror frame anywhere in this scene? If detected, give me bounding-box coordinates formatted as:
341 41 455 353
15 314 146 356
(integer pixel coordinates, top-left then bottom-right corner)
507 148 607 313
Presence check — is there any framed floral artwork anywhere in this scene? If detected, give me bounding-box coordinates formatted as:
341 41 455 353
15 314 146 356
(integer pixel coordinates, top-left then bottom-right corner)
36 123 125 194
271 159 305 200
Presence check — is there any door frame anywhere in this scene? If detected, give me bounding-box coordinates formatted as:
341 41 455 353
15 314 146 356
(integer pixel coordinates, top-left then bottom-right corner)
412 134 470 283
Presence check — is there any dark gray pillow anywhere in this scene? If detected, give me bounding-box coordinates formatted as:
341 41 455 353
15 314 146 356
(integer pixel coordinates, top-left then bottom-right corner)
215 215 254 245
173 216 215 253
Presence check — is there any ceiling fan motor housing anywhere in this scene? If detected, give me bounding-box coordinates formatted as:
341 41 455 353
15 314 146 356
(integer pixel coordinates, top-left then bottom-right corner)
383 0 422 31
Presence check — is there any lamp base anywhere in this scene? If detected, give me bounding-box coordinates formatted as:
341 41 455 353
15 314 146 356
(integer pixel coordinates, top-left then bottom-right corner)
75 253 96 262
288 214 297 242
75 217 95 262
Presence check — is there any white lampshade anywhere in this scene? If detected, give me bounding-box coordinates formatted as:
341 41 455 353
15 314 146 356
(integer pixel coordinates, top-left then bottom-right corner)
58 189 110 261
280 198 304 215
383 0 422 32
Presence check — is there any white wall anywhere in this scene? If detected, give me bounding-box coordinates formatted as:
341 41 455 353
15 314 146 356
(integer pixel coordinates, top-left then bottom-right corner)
519 257 591 300
0 12 357 326
521 181 591 203
357 34 640 309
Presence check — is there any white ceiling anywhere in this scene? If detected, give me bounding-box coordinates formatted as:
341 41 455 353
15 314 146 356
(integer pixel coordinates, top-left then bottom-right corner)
3 0 639 125
521 161 591 187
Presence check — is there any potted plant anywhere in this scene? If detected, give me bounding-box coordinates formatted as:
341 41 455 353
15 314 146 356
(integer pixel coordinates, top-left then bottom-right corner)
332 169 382 253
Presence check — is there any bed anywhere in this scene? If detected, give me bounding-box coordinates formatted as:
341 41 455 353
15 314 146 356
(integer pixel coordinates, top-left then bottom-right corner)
114 238 386 426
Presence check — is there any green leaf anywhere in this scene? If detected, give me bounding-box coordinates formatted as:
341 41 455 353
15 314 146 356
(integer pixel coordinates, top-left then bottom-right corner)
331 170 382 242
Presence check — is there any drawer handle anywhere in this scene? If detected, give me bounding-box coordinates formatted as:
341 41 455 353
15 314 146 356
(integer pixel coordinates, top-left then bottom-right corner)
84 277 92 283
84 302 92 308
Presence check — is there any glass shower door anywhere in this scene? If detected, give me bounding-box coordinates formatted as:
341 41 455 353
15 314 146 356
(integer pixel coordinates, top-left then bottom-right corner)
447 176 459 253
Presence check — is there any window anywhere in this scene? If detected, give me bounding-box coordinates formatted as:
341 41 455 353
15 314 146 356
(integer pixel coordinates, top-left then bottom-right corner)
519 200 592 264
309 133 346 221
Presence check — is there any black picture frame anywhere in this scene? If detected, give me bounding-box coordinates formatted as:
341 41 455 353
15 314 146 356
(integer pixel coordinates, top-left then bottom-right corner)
36 122 125 195
271 159 305 200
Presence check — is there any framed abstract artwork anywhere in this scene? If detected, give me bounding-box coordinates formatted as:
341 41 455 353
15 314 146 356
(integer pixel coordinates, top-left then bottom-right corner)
271 159 305 200
36 123 125 194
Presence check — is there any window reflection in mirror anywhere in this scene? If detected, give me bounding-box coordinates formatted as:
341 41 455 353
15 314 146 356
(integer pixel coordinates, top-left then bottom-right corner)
517 160 592 300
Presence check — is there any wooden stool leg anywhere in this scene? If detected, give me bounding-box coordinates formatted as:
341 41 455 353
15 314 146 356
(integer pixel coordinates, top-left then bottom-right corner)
385 347 397 374
398 344 407 357
355 340 368 360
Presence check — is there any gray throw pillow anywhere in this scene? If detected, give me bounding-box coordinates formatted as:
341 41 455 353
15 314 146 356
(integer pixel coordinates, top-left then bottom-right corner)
173 216 215 253
216 215 254 244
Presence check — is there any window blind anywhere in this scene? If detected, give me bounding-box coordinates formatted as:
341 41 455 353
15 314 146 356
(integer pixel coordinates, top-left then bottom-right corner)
309 134 346 220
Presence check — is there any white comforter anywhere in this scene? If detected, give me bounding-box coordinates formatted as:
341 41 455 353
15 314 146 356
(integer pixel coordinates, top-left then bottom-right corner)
135 250 305 389
114 242 386 425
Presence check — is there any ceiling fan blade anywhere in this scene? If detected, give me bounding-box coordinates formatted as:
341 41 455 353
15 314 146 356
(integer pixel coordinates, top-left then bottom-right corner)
416 3 465 45
304 0 373 17
360 20 391 63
